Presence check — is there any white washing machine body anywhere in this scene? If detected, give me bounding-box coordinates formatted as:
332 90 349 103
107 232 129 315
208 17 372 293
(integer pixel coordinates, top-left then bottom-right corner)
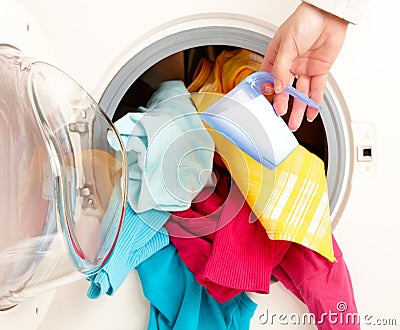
2 0 400 329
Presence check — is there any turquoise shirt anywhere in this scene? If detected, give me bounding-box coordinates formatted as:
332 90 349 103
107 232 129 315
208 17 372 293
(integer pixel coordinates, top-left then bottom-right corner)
137 244 257 330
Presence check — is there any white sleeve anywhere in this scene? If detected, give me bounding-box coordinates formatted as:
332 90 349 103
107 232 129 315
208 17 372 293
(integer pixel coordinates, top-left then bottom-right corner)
302 0 370 24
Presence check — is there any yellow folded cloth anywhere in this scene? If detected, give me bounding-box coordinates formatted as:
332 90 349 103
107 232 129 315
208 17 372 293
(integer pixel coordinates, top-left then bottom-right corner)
188 49 263 94
192 93 335 262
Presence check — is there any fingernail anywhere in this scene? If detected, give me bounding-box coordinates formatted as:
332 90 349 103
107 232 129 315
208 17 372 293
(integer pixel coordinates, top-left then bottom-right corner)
307 112 319 122
273 102 287 116
274 81 283 94
264 86 274 95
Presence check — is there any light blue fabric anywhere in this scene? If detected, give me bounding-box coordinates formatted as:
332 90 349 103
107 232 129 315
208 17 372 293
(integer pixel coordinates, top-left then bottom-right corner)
86 203 170 299
96 185 124 264
112 80 215 213
136 244 257 330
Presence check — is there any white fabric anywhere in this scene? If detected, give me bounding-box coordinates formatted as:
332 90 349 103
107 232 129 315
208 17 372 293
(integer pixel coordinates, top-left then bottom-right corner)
302 0 370 24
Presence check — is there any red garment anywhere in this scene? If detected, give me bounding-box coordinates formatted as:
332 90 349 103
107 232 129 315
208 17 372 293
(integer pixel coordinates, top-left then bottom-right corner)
272 236 360 330
203 185 291 294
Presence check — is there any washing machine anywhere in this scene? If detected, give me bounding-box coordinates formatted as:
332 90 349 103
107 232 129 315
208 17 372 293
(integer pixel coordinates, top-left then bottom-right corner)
1 0 400 329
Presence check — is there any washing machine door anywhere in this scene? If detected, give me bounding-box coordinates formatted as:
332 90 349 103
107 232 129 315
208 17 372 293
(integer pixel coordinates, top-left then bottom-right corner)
0 45 127 309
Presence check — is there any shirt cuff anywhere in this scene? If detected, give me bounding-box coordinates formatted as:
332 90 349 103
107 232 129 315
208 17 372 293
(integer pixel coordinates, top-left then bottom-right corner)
302 0 370 24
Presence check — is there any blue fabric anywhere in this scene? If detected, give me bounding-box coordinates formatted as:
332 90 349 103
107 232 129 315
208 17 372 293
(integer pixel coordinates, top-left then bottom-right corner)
136 244 257 330
112 80 215 213
86 203 170 299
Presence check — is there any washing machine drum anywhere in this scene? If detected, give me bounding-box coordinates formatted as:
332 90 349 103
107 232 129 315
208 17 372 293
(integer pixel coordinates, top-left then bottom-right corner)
0 45 127 308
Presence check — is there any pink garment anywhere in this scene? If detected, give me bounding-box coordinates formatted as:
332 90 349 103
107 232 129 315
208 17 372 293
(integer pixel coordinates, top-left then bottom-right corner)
272 236 360 330
167 162 291 303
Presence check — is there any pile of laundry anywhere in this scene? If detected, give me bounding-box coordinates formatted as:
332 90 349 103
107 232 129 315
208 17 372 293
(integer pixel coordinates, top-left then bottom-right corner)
87 49 359 330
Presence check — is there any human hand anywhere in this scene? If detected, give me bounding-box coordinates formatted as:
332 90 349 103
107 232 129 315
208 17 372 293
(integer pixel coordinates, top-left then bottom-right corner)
261 2 349 131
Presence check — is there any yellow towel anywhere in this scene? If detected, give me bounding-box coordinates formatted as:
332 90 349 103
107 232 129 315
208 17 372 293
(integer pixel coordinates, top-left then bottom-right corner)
188 49 264 94
192 92 335 262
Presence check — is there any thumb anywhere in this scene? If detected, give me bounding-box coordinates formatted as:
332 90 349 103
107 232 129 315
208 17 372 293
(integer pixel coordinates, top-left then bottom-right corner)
272 43 296 94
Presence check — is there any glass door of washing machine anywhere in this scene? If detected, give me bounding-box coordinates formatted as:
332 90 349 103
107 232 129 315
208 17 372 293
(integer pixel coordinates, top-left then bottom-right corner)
0 44 127 309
